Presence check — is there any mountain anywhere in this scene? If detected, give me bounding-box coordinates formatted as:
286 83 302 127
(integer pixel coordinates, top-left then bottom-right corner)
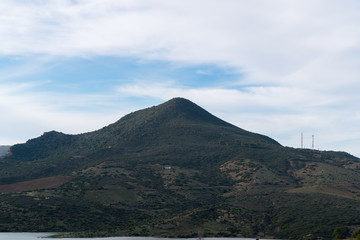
0 145 10 156
0 98 359 239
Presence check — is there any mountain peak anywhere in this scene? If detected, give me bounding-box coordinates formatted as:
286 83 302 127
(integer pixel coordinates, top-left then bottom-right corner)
159 97 201 110
154 97 232 127
162 97 196 106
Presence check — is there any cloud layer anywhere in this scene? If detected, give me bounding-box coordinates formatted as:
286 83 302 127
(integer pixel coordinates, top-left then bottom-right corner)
1 0 360 156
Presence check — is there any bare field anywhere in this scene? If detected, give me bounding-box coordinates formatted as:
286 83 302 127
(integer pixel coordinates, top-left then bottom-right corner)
0 176 72 193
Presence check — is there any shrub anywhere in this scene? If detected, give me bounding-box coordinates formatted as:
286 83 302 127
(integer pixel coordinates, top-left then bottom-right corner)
333 226 349 239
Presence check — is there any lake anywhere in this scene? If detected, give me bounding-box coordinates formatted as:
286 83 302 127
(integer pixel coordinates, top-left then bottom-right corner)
0 233 270 240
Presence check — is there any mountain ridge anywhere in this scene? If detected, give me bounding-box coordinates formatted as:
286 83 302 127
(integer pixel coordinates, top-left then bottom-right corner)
0 97 359 239
5 97 280 173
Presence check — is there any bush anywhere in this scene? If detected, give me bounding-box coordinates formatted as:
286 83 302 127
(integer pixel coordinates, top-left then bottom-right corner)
351 229 360 240
333 226 349 239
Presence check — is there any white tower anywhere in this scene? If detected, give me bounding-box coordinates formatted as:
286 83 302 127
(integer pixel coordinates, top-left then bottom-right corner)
312 134 314 149
301 132 303 148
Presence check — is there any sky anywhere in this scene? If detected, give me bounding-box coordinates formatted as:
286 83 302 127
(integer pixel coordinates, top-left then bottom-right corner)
0 0 360 157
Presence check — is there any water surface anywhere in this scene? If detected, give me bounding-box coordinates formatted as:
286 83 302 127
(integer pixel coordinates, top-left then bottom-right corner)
0 233 269 240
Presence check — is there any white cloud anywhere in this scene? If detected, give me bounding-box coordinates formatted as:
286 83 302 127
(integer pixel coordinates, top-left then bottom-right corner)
116 80 360 156
0 0 360 156
1 0 359 94
0 81 125 144
1 0 359 87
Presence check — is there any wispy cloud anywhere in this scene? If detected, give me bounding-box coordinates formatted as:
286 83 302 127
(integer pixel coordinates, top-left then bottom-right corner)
0 0 359 156
1 1 359 91
116 80 360 155
0 80 125 144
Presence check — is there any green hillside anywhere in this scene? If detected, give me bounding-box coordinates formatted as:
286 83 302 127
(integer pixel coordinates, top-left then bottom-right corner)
0 98 360 239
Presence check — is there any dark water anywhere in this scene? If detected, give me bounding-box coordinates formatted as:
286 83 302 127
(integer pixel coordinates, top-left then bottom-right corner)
0 233 273 240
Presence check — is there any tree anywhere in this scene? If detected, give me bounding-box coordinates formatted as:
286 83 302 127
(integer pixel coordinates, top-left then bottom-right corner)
333 226 349 239
351 229 360 240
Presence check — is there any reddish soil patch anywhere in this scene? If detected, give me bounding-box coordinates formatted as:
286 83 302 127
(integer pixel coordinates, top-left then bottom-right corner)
0 176 73 193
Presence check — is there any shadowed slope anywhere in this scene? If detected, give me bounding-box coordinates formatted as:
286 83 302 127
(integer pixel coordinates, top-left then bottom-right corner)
2 98 281 183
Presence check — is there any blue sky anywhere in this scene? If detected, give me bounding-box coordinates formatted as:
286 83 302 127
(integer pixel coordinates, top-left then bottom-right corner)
1 0 360 157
